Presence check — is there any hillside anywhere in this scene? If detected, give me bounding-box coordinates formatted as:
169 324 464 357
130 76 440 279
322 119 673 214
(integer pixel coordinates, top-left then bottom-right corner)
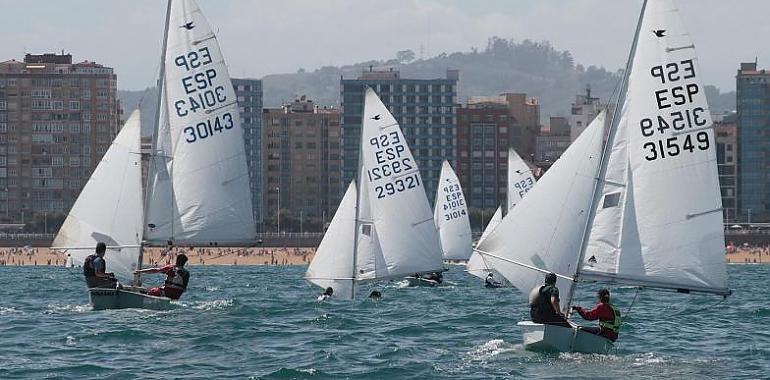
119 36 736 128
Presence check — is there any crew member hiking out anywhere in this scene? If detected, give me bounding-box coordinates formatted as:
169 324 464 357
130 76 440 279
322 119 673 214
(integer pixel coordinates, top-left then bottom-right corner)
571 288 621 341
134 254 190 300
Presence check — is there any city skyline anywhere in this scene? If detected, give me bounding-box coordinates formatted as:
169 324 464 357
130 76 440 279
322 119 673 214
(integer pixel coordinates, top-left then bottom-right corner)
2 0 767 91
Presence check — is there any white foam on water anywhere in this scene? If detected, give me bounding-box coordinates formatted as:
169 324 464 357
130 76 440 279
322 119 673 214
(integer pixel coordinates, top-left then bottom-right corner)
65 335 77 346
0 306 22 315
192 299 234 311
465 339 519 362
45 304 91 314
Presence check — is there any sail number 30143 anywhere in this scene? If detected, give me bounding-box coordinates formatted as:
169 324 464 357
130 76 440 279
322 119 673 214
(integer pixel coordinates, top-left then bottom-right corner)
183 112 234 143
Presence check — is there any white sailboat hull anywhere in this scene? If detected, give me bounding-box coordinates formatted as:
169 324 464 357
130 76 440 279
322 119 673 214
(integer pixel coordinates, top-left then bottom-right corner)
88 286 174 311
518 321 613 354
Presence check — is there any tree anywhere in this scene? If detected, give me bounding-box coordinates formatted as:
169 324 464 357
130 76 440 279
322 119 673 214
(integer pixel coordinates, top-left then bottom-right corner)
396 49 416 64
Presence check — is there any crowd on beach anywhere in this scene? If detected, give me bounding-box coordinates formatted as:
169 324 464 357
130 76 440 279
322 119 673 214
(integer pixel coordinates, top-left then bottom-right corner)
725 243 770 264
1 243 769 266
143 246 315 266
0 246 316 266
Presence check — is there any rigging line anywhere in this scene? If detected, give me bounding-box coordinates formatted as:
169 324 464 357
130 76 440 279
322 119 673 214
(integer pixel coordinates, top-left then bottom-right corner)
622 287 641 322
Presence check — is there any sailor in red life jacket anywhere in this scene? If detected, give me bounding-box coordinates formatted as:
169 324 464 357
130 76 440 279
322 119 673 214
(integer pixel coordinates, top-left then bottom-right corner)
571 288 621 342
134 254 190 300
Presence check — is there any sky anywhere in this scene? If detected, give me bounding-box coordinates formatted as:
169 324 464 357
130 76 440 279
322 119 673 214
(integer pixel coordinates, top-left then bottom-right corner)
2 0 767 91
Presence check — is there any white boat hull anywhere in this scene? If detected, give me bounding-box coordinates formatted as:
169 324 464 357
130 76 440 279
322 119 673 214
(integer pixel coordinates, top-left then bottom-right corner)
88 286 174 311
405 277 440 287
518 321 614 354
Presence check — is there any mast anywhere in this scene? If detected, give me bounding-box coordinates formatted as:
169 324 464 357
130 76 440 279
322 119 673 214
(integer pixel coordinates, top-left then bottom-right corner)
566 0 648 312
138 0 173 277
350 86 370 299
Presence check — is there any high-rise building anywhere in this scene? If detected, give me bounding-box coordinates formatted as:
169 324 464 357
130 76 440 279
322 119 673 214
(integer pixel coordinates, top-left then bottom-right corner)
455 94 539 209
232 78 263 227
340 68 458 202
569 86 602 141
262 96 341 231
714 113 738 222
736 62 770 222
0 53 120 230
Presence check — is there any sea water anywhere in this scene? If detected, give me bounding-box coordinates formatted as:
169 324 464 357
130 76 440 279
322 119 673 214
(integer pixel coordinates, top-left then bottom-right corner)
0 264 767 379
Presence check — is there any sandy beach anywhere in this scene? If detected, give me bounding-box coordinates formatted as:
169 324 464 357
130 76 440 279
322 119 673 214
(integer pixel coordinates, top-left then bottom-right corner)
0 246 316 267
0 245 767 266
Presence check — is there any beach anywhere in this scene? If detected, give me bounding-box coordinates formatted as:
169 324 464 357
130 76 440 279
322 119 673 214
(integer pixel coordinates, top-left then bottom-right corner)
1 245 768 266
0 246 316 267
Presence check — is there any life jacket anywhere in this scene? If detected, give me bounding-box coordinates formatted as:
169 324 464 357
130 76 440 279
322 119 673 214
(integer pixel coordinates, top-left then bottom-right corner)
83 254 97 277
163 267 189 298
599 303 622 333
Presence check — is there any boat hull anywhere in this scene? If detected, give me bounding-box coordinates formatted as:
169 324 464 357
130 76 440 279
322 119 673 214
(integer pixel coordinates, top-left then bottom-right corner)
405 277 440 287
88 286 174 311
517 321 614 354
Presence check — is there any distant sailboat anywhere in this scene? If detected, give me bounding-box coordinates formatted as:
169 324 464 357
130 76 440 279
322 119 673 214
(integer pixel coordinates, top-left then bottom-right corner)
305 88 444 299
466 147 536 285
476 0 729 353
53 0 255 310
434 160 472 261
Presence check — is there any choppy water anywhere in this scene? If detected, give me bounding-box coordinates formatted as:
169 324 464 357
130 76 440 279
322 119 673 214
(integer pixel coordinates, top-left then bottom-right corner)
0 264 768 379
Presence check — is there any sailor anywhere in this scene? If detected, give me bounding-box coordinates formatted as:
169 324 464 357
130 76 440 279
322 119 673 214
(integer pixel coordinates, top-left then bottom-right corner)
134 254 190 300
317 287 334 302
571 288 621 341
368 290 382 299
528 272 570 327
485 272 501 288
83 242 118 288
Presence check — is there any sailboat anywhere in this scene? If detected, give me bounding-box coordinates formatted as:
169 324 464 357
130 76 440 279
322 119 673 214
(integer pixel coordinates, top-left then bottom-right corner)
53 0 256 310
466 147 536 285
434 160 472 262
305 88 444 299
475 0 730 354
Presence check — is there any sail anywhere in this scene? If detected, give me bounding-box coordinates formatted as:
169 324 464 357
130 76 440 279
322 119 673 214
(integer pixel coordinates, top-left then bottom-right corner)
354 167 388 281
581 0 729 295
52 110 144 281
467 207 503 280
478 206 502 246
305 182 356 299
476 111 606 306
144 0 256 245
434 161 472 260
506 148 536 211
357 87 444 280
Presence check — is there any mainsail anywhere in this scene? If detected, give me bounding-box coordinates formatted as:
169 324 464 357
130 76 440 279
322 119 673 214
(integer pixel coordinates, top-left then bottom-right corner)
144 0 255 246
580 0 728 295
476 111 606 306
52 110 144 281
305 88 443 298
357 87 444 280
506 147 536 211
434 161 472 261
